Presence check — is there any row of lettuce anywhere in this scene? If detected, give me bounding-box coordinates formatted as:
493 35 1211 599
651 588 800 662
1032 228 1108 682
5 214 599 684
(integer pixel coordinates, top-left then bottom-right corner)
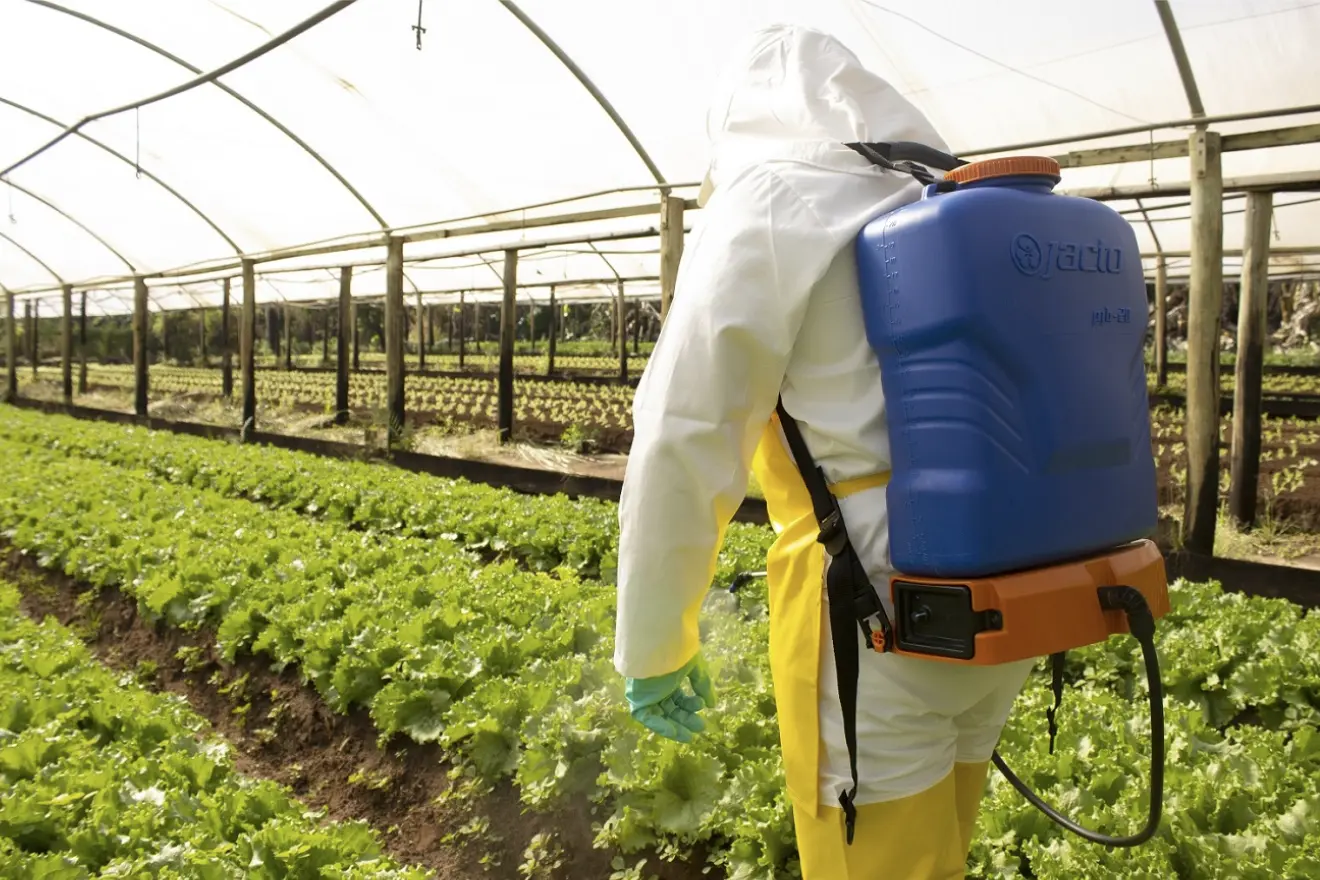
2 407 1320 878
0 577 431 878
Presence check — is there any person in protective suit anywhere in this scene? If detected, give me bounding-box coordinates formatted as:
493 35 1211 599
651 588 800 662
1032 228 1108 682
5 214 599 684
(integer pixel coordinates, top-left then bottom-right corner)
614 24 1036 878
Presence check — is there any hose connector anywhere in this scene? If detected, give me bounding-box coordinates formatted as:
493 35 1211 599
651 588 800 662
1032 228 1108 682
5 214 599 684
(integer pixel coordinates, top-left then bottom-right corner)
1097 585 1156 640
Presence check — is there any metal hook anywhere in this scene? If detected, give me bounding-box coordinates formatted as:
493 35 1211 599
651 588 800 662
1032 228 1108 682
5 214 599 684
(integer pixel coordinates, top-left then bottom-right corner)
411 0 426 50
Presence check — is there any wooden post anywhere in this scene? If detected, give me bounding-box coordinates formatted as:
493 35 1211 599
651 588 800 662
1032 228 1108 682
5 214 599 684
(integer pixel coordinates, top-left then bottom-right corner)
3 291 15 402
385 237 406 447
458 294 467 369
1229 191 1273 529
240 260 256 440
221 278 233 398
336 267 351 425
199 308 208 366
633 301 642 354
60 284 72 404
78 291 87 394
283 305 293 370
547 286 557 376
321 308 330 365
29 300 37 377
416 292 426 371
617 280 628 382
659 193 685 324
1182 129 1224 555
498 251 517 442
529 296 537 354
351 301 360 372
1154 257 1169 386
132 277 149 417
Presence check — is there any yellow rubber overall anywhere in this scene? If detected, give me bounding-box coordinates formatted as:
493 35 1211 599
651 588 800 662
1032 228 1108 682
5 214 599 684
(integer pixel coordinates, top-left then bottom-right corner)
751 412 990 878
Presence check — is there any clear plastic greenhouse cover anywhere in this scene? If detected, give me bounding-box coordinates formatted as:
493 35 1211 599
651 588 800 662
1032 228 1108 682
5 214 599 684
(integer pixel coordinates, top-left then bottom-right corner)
1 0 1319 316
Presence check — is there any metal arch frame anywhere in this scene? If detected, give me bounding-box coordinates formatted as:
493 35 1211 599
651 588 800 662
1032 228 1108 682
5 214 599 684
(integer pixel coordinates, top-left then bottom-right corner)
496 0 668 190
1153 1 1206 122
0 230 65 285
0 97 243 255
4 180 136 272
27 1 389 230
3 0 358 178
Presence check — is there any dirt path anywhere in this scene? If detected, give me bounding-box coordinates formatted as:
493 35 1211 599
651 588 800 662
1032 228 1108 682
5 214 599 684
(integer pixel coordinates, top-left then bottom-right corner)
3 549 710 880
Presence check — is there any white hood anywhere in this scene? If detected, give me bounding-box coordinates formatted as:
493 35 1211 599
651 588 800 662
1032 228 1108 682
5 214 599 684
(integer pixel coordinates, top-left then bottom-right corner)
699 24 948 202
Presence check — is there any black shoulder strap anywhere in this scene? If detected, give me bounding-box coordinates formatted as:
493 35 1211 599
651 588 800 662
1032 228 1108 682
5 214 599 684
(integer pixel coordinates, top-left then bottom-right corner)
774 398 892 844
844 140 967 187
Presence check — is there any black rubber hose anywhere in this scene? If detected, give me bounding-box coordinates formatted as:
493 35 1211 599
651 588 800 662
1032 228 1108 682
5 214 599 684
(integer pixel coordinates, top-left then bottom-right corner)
991 585 1165 848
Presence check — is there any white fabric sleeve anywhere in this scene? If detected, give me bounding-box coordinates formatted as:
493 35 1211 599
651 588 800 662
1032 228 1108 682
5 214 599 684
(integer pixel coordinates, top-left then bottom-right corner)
612 165 847 679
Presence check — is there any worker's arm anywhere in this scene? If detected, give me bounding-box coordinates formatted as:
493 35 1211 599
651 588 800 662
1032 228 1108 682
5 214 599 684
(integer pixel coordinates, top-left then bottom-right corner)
613 165 847 680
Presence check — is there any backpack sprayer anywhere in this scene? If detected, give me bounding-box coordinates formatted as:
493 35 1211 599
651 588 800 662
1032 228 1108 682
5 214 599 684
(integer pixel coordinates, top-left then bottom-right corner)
732 142 1168 847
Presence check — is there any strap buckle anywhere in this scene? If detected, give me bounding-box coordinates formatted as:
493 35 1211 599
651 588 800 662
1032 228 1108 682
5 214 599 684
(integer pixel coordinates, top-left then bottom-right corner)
857 608 893 654
816 495 850 557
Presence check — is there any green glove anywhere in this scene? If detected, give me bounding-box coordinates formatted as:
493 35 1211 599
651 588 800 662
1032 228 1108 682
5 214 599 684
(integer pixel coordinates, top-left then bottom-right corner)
625 652 717 743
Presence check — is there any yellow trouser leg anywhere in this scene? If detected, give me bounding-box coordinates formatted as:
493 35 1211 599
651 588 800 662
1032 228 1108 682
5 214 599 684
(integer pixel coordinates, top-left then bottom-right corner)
953 761 991 859
792 770 966 880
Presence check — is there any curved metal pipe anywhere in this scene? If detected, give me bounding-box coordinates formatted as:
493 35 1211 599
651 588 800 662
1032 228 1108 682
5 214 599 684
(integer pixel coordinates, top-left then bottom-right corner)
4 0 359 179
26 1 388 229
496 1 668 189
0 230 64 284
0 96 242 254
3 180 136 272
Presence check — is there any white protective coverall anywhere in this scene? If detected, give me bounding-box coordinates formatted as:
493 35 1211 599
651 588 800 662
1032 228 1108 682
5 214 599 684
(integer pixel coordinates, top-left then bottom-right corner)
614 24 1035 878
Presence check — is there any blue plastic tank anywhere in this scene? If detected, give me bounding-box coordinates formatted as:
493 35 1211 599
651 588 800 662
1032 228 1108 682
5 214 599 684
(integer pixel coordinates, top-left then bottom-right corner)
856 156 1158 578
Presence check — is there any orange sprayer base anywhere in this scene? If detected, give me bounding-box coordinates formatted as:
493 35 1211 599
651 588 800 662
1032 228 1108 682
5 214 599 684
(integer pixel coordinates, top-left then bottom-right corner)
888 539 1168 664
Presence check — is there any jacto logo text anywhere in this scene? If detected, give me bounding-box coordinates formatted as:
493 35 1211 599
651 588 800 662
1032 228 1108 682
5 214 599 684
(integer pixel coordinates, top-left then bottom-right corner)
1011 233 1123 279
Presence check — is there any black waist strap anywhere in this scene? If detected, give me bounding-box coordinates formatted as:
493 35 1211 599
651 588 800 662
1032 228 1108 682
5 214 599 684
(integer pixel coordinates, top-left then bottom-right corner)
775 399 892 844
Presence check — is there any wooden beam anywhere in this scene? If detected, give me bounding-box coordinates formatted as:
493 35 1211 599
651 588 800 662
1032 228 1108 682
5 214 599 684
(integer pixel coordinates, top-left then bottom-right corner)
240 260 256 440
132 277 149 416
1230 191 1273 529
659 193 685 323
1154 258 1169 386
1182 130 1224 555
546 285 557 376
385 236 405 447
221 278 233 398
78 291 87 395
336 266 351 425
1068 168 1320 201
1050 122 1320 170
3 290 15 402
498 250 517 443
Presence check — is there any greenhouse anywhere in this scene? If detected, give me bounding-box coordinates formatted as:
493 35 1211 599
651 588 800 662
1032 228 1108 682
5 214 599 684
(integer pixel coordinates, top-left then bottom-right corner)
2 2 1320 878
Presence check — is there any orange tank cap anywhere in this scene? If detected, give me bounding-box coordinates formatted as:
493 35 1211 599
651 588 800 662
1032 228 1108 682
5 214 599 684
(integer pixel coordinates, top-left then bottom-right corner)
945 156 1062 185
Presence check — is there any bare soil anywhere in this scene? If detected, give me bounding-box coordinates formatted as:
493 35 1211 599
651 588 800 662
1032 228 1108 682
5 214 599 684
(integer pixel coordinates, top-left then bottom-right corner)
3 548 712 880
